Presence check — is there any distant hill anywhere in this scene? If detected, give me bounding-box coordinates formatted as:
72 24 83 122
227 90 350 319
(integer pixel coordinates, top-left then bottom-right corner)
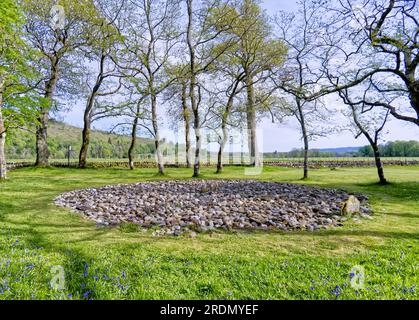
5 119 158 160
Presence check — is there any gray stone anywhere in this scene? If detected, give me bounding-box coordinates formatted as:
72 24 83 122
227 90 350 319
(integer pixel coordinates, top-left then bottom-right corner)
341 195 361 217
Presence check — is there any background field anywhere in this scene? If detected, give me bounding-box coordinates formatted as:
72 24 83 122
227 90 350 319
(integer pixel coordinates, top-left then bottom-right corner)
0 166 418 299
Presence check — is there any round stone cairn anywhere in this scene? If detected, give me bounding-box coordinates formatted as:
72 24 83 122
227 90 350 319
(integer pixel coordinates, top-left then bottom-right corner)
54 180 371 236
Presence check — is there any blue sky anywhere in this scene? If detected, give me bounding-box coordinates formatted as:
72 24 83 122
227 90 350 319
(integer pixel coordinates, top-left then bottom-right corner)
61 0 419 152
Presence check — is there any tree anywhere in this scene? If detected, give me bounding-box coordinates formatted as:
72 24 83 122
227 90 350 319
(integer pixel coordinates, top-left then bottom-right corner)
213 0 287 167
117 0 182 174
165 63 193 168
206 56 246 173
0 0 39 179
185 0 242 177
338 86 390 184
22 0 101 166
78 0 124 168
274 0 331 179
308 0 419 127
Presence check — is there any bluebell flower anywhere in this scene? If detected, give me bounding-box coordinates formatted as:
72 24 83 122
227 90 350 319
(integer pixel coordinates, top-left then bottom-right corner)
68 294 73 298
310 286 315 291
331 285 341 297
83 290 91 298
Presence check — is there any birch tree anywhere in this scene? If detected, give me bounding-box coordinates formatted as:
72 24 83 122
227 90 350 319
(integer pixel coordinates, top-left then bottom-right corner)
22 0 101 166
117 0 181 174
78 0 124 168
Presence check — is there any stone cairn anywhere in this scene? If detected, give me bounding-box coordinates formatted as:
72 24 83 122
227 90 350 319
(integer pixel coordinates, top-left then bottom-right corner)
55 180 371 236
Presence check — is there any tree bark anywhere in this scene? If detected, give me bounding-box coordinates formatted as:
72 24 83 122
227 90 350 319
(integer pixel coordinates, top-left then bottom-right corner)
216 76 241 174
303 135 309 179
0 81 6 180
78 53 106 169
245 73 258 167
372 144 387 184
36 61 59 167
128 109 139 170
296 98 309 179
151 93 164 174
181 82 192 168
409 81 419 120
186 0 200 177
78 108 92 169
350 104 388 184
216 126 228 174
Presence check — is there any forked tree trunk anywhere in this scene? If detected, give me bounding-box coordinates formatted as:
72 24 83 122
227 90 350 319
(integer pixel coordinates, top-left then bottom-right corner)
350 105 388 184
79 53 106 169
36 61 59 167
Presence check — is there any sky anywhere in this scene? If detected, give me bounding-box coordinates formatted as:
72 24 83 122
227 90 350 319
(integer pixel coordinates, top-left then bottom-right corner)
61 0 419 153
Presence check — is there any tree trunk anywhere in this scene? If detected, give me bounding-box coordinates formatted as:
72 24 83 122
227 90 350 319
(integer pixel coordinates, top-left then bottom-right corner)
187 0 200 178
372 144 387 184
78 112 92 169
192 119 201 177
35 109 50 167
0 84 6 180
297 98 309 179
245 73 258 167
216 127 228 174
181 82 191 168
303 136 309 179
36 62 59 167
78 53 105 169
128 114 138 170
151 94 164 174
216 144 223 174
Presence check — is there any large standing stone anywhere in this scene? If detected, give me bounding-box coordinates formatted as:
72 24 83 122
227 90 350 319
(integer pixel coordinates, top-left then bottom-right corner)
341 195 360 217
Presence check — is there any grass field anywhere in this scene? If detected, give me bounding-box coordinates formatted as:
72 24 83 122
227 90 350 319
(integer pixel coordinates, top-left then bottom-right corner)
0 166 418 300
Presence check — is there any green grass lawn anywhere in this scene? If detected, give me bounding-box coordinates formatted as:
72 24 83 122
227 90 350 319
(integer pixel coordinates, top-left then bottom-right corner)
0 166 418 300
